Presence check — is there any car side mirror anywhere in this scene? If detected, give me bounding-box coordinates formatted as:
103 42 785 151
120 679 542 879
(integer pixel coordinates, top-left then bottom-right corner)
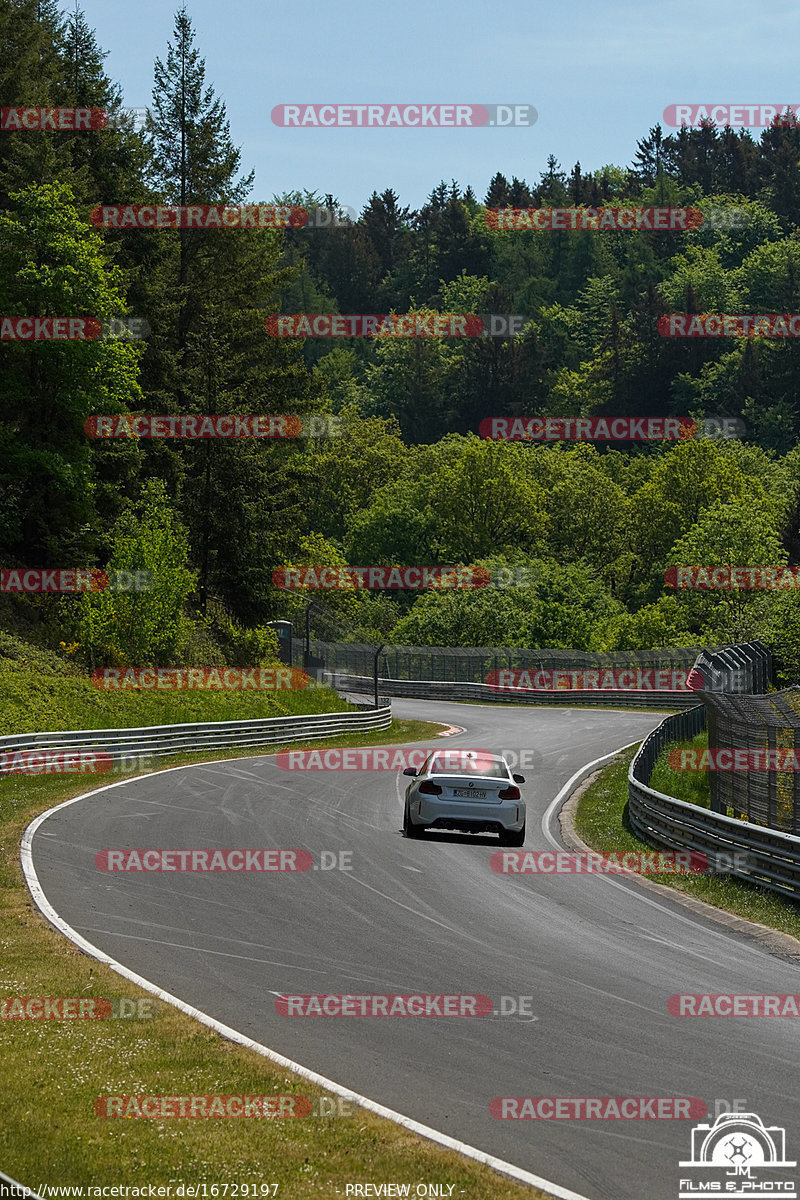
513 774 525 784
402 767 417 777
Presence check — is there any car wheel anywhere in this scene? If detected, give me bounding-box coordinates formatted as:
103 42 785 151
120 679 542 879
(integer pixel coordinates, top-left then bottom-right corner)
403 803 424 838
499 823 525 847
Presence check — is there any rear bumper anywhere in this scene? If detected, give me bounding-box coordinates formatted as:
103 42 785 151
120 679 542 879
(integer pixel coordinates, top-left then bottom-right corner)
410 797 525 833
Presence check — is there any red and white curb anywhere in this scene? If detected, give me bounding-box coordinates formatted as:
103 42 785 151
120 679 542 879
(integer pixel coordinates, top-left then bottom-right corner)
437 724 466 737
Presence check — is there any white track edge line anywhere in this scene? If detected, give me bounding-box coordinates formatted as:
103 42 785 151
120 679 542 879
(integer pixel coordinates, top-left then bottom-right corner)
541 741 642 849
20 757 594 1200
540 740 791 959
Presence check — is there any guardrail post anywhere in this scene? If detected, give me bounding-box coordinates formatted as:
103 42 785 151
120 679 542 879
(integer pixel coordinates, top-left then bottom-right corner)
374 644 385 709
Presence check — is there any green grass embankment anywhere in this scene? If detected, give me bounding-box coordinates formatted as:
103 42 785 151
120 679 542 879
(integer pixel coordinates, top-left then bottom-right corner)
573 734 800 938
0 634 543 1197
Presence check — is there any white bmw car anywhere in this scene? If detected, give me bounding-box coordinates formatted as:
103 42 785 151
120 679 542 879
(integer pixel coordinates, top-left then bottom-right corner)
402 751 526 845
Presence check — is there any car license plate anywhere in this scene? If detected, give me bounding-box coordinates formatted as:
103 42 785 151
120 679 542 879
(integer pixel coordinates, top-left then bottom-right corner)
453 788 486 798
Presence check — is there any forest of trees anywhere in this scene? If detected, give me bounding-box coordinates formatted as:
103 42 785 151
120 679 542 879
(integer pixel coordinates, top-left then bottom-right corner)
2 0 800 682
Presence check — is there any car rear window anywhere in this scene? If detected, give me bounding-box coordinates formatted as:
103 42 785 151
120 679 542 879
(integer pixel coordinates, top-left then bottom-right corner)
429 755 510 779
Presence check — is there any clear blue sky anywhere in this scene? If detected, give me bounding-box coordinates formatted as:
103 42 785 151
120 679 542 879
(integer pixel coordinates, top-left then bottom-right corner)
78 0 800 211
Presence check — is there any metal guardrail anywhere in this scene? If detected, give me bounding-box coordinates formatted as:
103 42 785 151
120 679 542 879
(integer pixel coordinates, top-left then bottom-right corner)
0 705 392 773
328 673 699 709
628 707 800 899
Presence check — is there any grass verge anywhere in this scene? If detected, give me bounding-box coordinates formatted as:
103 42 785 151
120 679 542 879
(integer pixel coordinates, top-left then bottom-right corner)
573 743 800 939
648 731 712 809
0 717 545 1199
0 650 349 737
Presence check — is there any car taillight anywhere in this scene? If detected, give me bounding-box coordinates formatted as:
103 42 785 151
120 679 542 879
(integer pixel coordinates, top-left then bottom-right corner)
418 780 442 796
498 786 520 801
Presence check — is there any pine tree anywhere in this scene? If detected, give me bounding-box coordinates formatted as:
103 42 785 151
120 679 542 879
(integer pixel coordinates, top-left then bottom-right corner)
146 4 254 364
757 117 800 224
717 128 755 194
0 0 70 203
361 188 411 275
694 119 719 194
484 171 510 207
508 176 532 206
566 162 579 205
633 125 665 188
140 6 314 620
59 4 150 206
539 156 568 205
148 6 253 207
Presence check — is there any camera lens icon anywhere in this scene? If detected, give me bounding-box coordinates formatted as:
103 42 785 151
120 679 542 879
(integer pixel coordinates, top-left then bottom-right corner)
681 1113 795 1167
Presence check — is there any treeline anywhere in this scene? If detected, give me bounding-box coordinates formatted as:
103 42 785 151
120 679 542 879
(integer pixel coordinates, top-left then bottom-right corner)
1 2 799 682
279 161 800 451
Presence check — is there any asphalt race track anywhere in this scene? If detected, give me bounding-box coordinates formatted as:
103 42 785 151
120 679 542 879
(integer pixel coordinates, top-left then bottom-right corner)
27 700 800 1200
